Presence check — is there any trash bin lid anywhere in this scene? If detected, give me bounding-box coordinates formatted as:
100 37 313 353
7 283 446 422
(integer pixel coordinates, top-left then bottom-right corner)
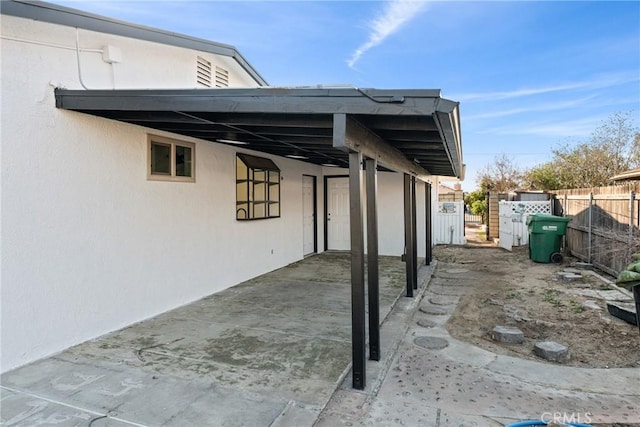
526 213 570 223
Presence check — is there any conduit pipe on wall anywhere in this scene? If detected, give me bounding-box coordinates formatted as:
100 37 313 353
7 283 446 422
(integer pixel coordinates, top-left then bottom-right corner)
1 30 115 90
0 34 103 53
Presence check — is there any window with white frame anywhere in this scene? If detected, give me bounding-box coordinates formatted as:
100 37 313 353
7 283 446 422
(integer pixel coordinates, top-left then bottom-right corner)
148 135 195 182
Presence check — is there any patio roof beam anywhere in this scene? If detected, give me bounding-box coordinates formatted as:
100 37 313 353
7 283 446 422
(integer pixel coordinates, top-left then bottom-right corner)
55 88 442 115
332 114 430 179
360 116 439 131
188 113 334 129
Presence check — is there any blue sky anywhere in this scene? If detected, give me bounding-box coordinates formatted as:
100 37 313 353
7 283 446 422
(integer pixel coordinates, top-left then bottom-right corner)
53 0 640 190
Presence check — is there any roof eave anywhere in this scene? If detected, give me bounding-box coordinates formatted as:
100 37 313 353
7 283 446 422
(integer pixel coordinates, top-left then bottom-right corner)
433 98 464 180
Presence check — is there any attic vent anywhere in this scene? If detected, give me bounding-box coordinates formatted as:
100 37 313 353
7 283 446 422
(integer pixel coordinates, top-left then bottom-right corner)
197 56 212 87
215 66 229 87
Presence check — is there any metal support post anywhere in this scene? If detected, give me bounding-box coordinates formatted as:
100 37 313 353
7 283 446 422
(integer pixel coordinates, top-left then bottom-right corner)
404 173 414 297
425 182 432 265
365 158 380 361
411 176 418 289
349 151 366 390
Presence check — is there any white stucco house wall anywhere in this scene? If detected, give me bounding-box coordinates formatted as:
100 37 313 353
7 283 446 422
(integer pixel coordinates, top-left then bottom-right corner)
1 1 461 374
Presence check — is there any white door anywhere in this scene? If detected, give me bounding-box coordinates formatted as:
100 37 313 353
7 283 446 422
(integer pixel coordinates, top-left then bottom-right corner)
499 214 513 251
302 176 315 255
327 177 350 250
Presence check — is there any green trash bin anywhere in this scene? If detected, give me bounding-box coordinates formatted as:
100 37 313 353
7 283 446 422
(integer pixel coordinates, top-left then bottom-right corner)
526 214 571 263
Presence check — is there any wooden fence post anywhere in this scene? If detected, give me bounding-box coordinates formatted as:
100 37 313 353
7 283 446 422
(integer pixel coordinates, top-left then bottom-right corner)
588 192 593 264
630 191 636 245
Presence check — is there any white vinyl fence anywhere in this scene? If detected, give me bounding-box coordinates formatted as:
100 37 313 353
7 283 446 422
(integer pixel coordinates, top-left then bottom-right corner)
498 201 552 251
434 201 466 245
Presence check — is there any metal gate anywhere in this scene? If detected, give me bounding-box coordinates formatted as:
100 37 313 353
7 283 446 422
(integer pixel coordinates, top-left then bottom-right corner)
434 201 466 245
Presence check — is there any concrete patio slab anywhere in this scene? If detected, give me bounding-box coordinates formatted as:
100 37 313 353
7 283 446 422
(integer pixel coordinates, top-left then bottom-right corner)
1 253 414 426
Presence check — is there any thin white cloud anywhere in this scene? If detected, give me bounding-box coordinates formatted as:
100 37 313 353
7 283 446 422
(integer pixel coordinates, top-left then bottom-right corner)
464 95 598 121
451 71 639 103
476 115 605 138
465 94 640 121
347 0 428 69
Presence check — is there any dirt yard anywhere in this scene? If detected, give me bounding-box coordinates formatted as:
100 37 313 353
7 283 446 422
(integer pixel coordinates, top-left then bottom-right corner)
439 226 640 369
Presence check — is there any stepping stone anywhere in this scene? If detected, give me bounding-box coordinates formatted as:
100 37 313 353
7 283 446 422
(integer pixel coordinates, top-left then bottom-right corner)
429 285 467 297
417 319 437 328
445 268 469 274
414 336 449 350
429 295 457 306
558 272 582 282
562 268 582 274
582 300 601 310
491 326 524 344
534 341 570 362
419 305 447 315
574 262 593 269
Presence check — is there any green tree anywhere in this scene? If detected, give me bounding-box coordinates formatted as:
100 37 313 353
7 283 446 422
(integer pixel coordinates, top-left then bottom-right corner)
630 132 640 167
524 163 562 190
524 111 639 190
476 153 523 193
464 189 488 223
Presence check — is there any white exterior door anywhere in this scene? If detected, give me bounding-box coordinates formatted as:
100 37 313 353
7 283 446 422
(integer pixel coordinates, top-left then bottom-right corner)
302 175 315 255
327 177 350 250
499 214 514 251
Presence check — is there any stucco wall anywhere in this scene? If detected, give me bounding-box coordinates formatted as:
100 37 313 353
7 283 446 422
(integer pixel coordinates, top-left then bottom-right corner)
1 13 433 373
0 15 319 372
0 15 258 90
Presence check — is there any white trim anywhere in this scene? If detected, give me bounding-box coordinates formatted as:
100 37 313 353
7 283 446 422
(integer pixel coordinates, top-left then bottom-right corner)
147 134 196 182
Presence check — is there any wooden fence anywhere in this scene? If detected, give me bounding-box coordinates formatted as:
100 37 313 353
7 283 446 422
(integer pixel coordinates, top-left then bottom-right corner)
487 191 508 239
555 183 640 276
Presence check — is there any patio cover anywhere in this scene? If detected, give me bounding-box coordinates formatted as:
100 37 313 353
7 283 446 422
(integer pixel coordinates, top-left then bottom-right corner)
54 86 464 390
54 87 464 180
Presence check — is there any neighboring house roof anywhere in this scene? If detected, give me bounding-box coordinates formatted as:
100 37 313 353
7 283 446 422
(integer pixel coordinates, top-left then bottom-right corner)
610 167 640 182
55 87 465 179
1 0 268 86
